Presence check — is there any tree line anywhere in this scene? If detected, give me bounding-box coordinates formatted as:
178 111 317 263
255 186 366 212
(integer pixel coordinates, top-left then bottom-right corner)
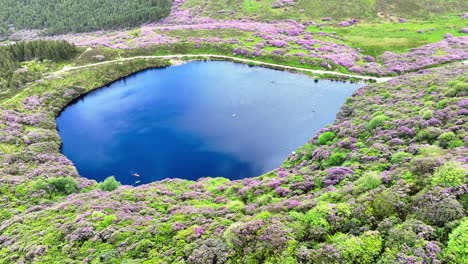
0 40 78 91
0 22 8 39
0 0 172 36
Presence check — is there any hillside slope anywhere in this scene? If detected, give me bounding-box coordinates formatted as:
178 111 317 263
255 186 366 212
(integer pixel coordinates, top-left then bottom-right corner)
0 1 467 263
183 0 468 21
0 0 172 36
0 59 466 263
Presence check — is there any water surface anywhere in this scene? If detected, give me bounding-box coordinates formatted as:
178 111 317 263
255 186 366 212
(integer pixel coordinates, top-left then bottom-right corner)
57 61 361 185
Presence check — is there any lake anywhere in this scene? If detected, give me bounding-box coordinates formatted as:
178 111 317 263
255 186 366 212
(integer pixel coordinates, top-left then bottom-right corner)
57 61 361 185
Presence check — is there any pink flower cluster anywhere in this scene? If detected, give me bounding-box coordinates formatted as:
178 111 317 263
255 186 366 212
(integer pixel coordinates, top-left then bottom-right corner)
7 0 468 76
338 18 358 27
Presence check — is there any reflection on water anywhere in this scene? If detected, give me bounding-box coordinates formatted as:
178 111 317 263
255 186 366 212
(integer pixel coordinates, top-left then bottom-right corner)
57 61 361 185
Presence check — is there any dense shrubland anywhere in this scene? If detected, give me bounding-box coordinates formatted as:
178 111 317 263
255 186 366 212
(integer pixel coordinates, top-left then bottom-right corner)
0 0 172 35
14 0 466 77
185 0 468 20
0 55 466 262
4 0 468 78
0 0 467 263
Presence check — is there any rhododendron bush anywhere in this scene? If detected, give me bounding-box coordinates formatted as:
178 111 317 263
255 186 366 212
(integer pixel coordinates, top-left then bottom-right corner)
8 0 468 77
0 55 466 262
0 0 467 262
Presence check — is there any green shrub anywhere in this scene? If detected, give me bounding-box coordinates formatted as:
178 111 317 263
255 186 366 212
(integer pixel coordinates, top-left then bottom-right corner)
435 99 449 109
302 143 316 160
417 127 443 143
98 176 121 191
290 203 331 241
432 162 466 188
330 231 383 264
35 176 79 195
438 131 457 144
421 110 433 120
326 152 347 167
418 145 444 157
317 132 336 145
459 193 468 212
382 219 435 262
413 187 464 226
48 177 79 194
129 239 155 258
448 139 464 149
372 189 401 219
34 178 49 191
354 171 382 194
438 132 463 149
447 79 468 96
410 157 442 176
445 218 468 263
366 115 388 130
390 152 412 164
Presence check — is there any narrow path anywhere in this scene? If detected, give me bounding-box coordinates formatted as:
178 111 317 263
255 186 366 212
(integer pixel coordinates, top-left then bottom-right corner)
1 54 387 106
54 54 394 83
73 47 93 62
4 55 466 107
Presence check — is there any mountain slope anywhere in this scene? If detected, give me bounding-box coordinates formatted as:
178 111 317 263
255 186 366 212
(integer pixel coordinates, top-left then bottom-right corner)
183 0 468 21
0 0 172 35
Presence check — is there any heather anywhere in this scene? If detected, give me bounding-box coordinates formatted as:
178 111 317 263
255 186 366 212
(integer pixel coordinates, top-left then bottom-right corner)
0 56 466 262
0 0 467 263
6 1 468 77
184 0 468 21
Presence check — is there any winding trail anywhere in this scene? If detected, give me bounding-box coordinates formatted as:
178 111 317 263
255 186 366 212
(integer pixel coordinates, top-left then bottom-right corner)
55 54 394 82
4 54 466 107
2 54 387 106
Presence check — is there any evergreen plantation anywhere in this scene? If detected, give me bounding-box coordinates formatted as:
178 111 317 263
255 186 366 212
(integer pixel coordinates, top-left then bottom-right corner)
0 41 77 91
0 0 172 36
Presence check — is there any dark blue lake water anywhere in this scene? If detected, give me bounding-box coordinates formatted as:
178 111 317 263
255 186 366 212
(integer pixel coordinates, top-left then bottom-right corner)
57 61 361 185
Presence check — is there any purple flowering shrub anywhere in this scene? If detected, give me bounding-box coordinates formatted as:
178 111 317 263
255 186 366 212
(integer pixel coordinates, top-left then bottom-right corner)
379 219 443 263
0 50 467 262
9 0 468 77
412 187 464 226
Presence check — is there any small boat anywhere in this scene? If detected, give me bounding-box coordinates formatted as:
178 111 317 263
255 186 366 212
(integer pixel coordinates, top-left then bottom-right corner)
133 173 140 177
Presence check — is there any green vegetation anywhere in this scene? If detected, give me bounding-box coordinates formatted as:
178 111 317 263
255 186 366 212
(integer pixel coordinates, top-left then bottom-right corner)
98 176 122 191
0 0 172 35
446 218 468 262
432 162 467 188
366 114 388 130
309 16 468 57
34 176 79 195
0 51 465 263
0 0 467 262
0 40 78 94
317 131 335 145
184 0 468 21
438 132 464 149
0 23 8 38
354 171 381 194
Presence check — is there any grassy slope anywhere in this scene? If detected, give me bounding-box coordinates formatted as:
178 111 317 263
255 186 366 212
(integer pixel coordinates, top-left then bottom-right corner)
309 16 468 57
184 0 468 20
181 0 468 58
